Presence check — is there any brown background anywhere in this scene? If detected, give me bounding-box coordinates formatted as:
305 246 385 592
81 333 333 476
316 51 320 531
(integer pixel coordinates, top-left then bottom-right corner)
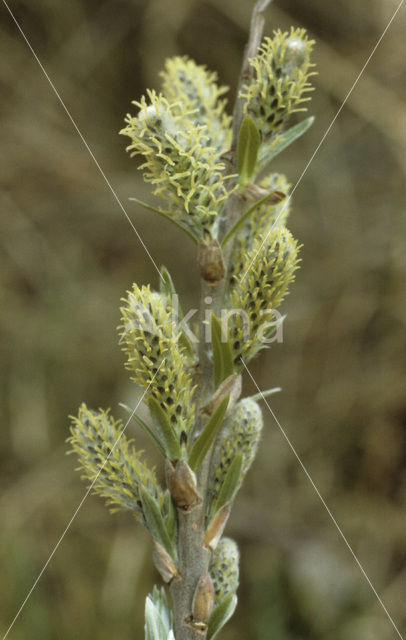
1 0 405 638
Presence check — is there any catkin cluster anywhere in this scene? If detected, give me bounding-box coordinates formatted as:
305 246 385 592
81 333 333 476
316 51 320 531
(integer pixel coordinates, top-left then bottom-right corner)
68 25 315 640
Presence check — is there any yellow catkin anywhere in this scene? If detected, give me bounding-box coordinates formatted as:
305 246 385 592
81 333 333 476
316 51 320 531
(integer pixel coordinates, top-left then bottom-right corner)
68 404 164 521
120 90 231 237
227 225 300 365
160 56 232 154
240 28 315 138
119 285 196 441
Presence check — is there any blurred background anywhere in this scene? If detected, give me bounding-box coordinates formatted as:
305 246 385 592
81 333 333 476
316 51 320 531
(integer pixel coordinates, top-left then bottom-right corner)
1 0 406 638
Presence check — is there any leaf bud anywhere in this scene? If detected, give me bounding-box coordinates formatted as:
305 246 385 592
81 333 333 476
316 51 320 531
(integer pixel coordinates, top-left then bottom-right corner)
199 232 226 285
192 572 215 624
165 459 200 510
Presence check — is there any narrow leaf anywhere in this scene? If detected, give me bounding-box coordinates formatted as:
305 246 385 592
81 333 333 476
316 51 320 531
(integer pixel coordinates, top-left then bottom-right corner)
164 492 177 541
130 196 199 244
145 596 169 640
179 331 196 360
221 190 287 248
139 486 175 560
133 414 167 457
211 314 224 389
159 267 196 356
237 116 261 187
257 116 314 170
188 396 229 472
159 266 178 300
214 454 243 514
148 397 182 461
118 402 166 455
211 314 234 389
150 586 172 630
249 387 282 402
207 594 237 640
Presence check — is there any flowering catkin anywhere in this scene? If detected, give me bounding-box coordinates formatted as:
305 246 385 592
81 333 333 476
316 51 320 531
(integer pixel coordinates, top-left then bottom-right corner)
227 225 300 365
160 56 231 154
68 404 164 521
240 28 315 138
119 285 195 440
121 90 230 238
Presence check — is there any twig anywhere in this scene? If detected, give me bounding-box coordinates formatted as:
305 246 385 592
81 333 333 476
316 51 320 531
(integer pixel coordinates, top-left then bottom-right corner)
170 3 273 638
218 0 272 246
231 0 273 147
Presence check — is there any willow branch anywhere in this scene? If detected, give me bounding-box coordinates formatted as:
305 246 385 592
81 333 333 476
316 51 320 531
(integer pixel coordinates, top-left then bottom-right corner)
171 4 273 638
218 0 272 245
231 0 273 147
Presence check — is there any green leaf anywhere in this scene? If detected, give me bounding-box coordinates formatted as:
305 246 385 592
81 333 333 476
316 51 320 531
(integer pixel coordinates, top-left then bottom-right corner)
133 415 167 457
257 116 314 171
163 492 177 542
118 402 166 456
237 116 261 187
221 190 287 248
188 396 229 472
149 586 172 631
159 266 178 300
145 594 171 640
159 266 196 358
129 196 199 244
207 594 237 640
249 387 282 402
139 486 176 560
178 331 195 360
211 314 234 389
148 397 182 461
214 453 243 514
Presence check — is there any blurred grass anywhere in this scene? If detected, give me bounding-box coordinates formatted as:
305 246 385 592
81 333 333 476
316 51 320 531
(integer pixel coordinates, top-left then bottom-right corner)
1 0 406 638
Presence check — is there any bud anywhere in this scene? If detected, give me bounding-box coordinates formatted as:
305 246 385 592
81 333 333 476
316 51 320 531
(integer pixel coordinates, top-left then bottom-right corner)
210 538 240 603
204 503 232 551
202 373 242 417
165 459 200 509
283 35 308 73
152 540 180 583
192 572 215 624
199 232 226 284
244 182 286 204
